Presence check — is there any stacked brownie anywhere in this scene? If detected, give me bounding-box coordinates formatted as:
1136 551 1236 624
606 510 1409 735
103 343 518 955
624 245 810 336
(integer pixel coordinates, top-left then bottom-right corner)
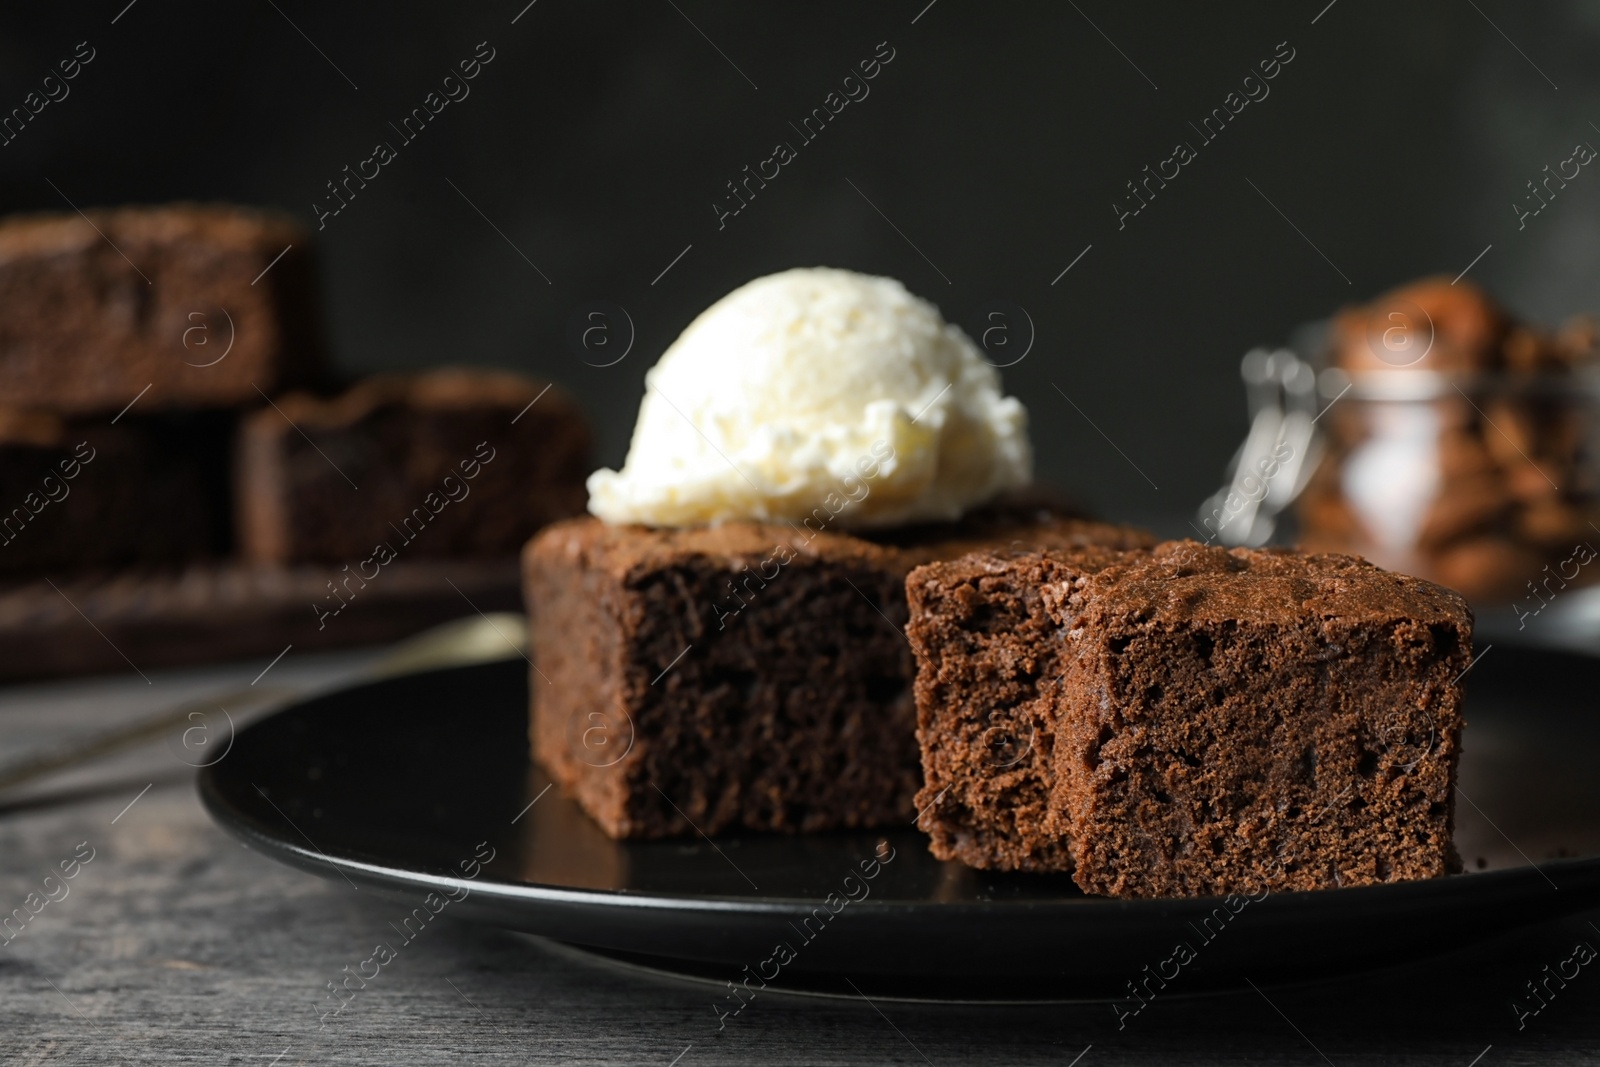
0 205 321 575
0 203 592 676
908 540 1473 897
524 499 1153 839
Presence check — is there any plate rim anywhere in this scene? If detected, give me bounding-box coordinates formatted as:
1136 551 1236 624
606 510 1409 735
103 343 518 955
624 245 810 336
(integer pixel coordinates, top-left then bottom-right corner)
196 659 1600 917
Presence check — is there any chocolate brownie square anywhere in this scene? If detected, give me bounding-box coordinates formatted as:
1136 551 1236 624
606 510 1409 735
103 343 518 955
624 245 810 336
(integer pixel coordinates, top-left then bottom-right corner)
236 369 591 564
524 502 1153 839
0 203 325 415
909 541 1473 897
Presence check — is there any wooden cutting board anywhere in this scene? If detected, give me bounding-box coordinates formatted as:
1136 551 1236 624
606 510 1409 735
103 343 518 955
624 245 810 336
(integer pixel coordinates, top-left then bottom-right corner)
0 557 522 682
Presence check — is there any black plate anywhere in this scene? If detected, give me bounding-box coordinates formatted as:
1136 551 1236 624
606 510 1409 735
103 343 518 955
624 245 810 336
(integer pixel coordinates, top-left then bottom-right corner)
200 646 1600 1000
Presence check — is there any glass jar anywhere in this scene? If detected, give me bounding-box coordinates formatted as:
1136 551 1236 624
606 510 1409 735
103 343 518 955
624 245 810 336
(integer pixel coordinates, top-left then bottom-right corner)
1201 278 1600 621
1297 367 1600 607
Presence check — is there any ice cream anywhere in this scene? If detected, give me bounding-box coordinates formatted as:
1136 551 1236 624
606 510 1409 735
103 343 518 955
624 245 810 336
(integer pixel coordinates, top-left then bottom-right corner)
586 267 1032 528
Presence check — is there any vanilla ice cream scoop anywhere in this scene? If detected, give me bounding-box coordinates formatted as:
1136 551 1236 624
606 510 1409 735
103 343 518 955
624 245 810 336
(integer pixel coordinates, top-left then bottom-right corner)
586 267 1032 528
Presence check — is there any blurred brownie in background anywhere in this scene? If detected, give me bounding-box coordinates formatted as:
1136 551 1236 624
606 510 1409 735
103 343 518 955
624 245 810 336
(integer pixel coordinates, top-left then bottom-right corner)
0 202 601 679
0 204 325 415
236 369 591 564
0 408 228 574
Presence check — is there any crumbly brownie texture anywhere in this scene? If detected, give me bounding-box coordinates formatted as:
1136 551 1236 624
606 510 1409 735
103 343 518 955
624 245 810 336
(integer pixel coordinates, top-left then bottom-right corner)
1054 542 1471 896
0 408 228 574
910 540 1473 898
236 369 591 564
906 547 1126 872
0 204 325 415
524 503 1153 840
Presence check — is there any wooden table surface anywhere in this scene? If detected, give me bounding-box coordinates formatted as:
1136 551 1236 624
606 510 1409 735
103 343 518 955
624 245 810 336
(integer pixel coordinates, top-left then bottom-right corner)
2 644 1598 1066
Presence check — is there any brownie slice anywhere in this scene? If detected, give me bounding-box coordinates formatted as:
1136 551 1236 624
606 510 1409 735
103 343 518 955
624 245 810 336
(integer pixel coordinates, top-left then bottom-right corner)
1054 542 1472 896
0 408 228 574
909 540 1473 897
524 502 1153 839
0 204 325 415
236 369 591 564
905 546 1126 872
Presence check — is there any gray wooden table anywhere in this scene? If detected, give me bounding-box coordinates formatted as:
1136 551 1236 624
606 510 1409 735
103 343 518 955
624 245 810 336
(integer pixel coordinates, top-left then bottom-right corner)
2 647 1598 1066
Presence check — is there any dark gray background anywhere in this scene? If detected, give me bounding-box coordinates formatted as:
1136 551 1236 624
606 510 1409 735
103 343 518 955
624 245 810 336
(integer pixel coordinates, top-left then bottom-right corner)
1 0 1597 524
